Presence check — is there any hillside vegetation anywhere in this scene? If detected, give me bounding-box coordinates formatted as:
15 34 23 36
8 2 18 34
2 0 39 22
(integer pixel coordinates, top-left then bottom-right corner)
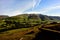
0 14 60 40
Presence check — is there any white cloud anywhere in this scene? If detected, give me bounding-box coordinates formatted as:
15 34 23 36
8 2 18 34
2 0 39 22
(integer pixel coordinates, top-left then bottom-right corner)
24 0 42 13
32 0 41 10
9 1 33 16
12 5 60 16
24 11 41 14
40 5 60 13
0 0 34 16
45 13 60 16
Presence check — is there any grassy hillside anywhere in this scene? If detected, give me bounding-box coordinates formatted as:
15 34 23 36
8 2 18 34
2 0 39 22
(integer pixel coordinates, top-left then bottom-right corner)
0 14 60 40
0 14 60 33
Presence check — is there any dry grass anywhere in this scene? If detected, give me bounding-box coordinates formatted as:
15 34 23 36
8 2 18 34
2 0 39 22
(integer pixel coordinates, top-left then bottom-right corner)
0 26 40 40
0 28 34 40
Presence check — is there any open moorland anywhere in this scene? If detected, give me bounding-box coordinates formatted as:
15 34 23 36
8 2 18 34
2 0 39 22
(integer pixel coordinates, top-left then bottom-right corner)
0 14 60 40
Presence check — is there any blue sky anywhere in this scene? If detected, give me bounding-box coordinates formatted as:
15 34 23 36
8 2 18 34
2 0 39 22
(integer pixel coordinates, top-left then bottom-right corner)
0 0 60 16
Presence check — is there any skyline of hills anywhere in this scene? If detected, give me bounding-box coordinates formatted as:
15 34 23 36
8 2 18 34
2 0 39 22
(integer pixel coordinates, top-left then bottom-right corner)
0 14 60 21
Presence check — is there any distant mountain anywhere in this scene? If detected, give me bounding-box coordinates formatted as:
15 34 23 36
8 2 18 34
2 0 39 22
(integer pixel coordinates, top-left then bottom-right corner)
2 14 60 22
0 15 9 20
38 14 50 21
39 14 60 21
12 14 60 22
38 14 60 21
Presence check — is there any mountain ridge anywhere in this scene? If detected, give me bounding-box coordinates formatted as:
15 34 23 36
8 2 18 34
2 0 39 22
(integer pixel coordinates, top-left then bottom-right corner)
0 14 60 22
11 14 60 22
